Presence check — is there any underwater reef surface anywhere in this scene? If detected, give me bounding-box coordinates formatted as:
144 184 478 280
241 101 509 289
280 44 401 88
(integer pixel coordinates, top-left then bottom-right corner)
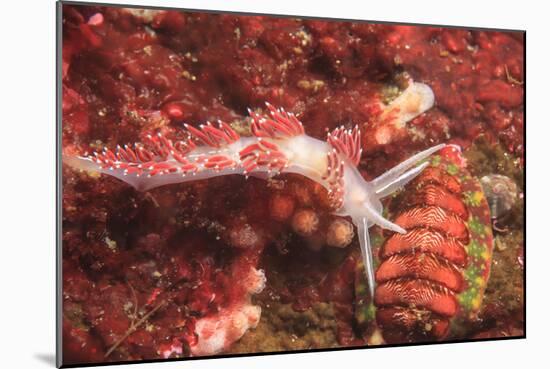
61 4 524 364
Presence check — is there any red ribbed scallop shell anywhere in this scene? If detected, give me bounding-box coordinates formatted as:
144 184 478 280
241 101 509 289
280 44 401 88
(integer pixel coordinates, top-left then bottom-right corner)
375 279 458 317
376 253 465 292
375 307 450 344
374 157 473 343
405 184 469 220
393 206 469 242
411 166 462 194
381 228 467 267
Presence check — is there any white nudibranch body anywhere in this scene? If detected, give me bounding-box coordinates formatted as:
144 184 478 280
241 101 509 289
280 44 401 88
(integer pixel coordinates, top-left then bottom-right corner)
65 82 443 298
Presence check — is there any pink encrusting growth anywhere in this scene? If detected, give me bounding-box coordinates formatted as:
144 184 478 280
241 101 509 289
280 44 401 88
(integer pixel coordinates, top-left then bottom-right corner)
65 82 443 302
189 267 266 356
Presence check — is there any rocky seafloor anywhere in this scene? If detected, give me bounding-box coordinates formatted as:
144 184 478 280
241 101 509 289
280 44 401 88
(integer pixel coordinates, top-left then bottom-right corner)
61 4 524 365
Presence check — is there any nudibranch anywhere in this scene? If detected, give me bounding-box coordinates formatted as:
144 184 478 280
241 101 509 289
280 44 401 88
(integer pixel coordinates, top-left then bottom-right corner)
65 81 443 297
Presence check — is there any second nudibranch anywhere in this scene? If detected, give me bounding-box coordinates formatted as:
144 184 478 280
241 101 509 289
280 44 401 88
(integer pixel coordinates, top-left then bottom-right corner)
65 82 444 298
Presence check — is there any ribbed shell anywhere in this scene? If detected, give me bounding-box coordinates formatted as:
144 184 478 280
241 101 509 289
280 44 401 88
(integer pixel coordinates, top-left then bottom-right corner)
369 150 494 344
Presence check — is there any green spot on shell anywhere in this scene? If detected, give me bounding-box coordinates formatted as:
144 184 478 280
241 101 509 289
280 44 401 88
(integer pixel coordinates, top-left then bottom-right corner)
430 155 441 167
463 191 483 207
446 163 459 175
468 216 485 236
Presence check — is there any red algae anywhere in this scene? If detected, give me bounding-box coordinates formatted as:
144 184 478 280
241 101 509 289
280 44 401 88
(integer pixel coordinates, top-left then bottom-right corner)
61 3 524 364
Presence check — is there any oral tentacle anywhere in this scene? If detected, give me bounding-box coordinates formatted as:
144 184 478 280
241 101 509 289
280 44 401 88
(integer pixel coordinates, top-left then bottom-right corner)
371 144 446 192
363 201 406 234
374 161 429 199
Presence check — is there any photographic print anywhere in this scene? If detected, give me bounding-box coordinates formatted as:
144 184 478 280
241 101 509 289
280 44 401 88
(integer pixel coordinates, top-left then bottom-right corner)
58 1 525 366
